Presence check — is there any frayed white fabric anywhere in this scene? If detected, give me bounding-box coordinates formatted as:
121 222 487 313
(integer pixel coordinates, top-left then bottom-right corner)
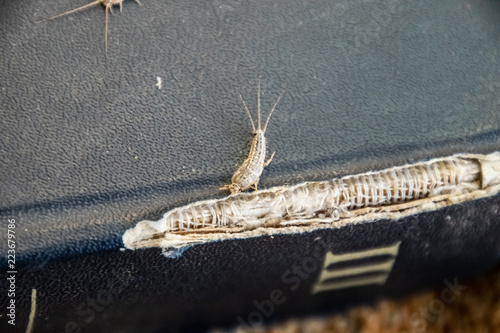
123 152 500 251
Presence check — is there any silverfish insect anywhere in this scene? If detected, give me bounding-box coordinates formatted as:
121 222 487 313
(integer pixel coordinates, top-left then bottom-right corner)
220 80 286 195
37 0 142 56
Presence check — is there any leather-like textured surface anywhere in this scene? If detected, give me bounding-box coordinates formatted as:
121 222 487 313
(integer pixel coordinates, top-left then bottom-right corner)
3 194 500 332
1 0 500 331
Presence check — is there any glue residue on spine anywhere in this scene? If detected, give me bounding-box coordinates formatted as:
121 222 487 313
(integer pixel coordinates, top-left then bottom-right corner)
122 152 500 252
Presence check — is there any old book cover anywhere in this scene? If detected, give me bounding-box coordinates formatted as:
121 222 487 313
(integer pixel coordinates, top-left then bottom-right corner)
1 0 500 332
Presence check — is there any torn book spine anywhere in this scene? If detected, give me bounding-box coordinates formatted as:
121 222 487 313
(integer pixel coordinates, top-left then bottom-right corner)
123 152 500 251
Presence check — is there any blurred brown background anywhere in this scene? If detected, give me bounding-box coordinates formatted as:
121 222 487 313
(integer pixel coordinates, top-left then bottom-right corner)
227 266 500 333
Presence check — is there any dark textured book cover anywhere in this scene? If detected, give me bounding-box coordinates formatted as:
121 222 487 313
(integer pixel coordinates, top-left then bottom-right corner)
1 0 500 332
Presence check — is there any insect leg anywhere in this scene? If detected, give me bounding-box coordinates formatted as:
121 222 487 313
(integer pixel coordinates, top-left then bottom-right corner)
36 1 102 23
264 151 276 167
105 4 110 56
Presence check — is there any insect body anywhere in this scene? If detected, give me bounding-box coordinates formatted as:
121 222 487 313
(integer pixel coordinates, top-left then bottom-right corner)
37 0 142 56
220 81 286 195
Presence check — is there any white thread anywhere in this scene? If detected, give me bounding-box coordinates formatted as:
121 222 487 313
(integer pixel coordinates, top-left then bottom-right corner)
145 156 482 234
123 153 500 251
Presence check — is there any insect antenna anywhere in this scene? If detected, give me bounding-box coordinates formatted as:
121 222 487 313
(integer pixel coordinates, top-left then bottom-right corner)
257 79 261 131
263 85 287 133
239 95 256 133
36 0 102 23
